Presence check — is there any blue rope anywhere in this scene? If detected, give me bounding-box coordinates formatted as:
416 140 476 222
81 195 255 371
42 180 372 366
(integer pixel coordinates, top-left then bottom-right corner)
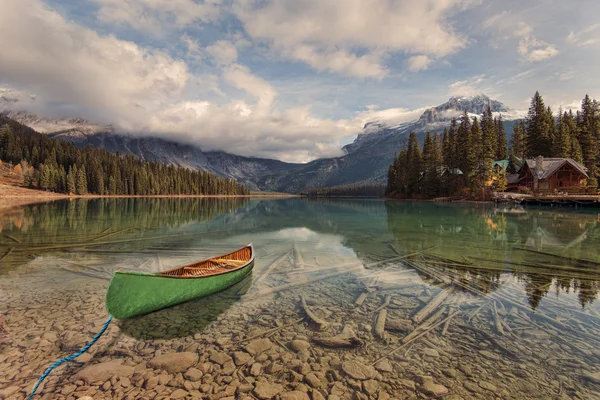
27 316 113 400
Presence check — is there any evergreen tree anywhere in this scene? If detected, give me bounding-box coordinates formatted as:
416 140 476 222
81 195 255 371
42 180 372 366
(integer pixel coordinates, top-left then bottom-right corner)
510 122 526 160
480 107 496 161
579 94 599 186
406 132 422 196
67 166 77 194
76 165 88 195
495 116 508 160
422 133 442 197
457 112 472 175
525 91 552 157
553 108 571 158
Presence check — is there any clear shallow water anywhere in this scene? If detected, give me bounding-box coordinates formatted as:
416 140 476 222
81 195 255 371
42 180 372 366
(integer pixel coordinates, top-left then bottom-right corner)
1 198 600 399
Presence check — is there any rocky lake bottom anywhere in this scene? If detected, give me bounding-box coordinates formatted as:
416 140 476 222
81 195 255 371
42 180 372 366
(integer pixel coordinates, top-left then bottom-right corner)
1 198 600 399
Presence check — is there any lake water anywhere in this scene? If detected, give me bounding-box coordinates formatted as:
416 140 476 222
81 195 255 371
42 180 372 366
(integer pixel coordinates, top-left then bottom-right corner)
1 198 600 399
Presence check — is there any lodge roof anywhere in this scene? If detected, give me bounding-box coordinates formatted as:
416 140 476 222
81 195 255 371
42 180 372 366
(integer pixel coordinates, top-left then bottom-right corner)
524 157 589 180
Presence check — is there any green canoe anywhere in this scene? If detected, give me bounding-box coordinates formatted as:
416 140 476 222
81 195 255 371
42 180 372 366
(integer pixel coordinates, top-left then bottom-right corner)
106 244 254 319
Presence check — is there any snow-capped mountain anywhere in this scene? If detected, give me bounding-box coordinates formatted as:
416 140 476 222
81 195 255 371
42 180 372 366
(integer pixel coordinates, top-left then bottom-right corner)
1 94 525 193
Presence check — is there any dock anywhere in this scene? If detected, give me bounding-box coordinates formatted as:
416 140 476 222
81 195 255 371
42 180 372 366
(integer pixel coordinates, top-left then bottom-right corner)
493 193 600 208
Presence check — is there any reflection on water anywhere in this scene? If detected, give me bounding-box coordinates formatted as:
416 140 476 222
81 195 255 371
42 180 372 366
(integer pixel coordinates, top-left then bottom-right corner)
1 198 600 399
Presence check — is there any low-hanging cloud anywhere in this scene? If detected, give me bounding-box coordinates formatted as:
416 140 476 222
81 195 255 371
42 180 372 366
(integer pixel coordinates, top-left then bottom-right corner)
0 0 389 163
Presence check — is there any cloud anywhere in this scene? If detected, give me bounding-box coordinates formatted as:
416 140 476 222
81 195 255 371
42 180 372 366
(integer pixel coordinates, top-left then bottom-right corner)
206 40 239 66
480 11 558 62
567 24 600 47
92 0 221 32
517 36 559 62
354 105 430 128
407 55 433 72
448 75 485 96
0 0 190 123
0 0 367 163
234 0 471 78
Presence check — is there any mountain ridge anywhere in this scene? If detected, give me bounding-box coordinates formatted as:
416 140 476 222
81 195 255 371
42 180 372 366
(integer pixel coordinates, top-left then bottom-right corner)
2 94 524 193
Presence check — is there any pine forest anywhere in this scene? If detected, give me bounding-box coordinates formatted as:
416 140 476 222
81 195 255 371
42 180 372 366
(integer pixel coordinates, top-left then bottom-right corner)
0 115 249 196
386 92 599 199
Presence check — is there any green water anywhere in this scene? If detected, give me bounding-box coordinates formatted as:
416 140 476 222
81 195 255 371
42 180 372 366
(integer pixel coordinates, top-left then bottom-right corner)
1 198 600 399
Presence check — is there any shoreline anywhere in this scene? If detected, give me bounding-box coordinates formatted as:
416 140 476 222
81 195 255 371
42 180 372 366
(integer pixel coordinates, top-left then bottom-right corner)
0 183 297 212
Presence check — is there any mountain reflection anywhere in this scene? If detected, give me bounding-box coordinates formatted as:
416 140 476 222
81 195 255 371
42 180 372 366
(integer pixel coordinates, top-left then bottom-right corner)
1 197 598 309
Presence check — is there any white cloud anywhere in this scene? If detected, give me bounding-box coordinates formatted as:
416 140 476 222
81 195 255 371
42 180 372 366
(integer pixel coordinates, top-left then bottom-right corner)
234 0 471 78
517 36 558 62
92 0 221 32
407 55 433 72
181 34 203 61
206 40 239 66
354 105 430 128
0 0 190 123
448 75 485 96
480 11 558 62
0 0 367 163
567 24 600 47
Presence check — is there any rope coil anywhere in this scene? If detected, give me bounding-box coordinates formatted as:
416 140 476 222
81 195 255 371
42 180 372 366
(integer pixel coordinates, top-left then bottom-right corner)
27 316 113 399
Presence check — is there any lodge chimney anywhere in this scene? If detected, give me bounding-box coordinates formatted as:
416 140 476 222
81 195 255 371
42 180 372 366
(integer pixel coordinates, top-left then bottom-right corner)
535 155 544 172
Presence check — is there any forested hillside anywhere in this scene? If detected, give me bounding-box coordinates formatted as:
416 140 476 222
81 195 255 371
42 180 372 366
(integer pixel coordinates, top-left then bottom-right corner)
302 183 386 197
0 115 249 196
386 92 599 199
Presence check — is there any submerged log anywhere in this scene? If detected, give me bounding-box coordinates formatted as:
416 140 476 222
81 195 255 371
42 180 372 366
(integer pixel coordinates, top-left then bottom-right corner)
313 325 361 348
354 292 368 307
293 242 305 268
374 295 392 313
301 296 330 331
413 287 453 323
252 250 292 287
374 309 388 341
385 319 413 333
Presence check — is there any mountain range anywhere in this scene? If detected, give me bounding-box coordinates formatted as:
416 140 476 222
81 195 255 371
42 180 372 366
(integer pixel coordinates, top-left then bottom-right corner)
1 94 525 193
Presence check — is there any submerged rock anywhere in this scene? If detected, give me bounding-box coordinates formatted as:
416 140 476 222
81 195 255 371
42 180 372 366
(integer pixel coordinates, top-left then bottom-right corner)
76 360 134 383
341 360 376 380
148 352 198 373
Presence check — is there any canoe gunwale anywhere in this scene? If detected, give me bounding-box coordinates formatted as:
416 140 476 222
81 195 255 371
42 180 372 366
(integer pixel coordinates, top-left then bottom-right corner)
113 244 255 280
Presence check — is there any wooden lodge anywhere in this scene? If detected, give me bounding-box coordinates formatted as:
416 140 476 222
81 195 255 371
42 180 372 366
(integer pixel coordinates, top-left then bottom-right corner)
516 156 591 194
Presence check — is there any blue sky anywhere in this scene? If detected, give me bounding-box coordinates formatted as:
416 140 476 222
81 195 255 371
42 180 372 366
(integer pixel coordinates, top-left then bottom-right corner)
1 0 599 162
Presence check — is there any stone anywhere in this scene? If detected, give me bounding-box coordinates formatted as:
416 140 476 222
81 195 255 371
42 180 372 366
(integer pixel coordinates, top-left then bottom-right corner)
311 390 326 400
582 371 600 384
148 352 198 373
170 388 189 399
233 351 252 366
246 339 273 355
458 365 472 376
443 368 458 378
119 377 131 388
341 361 376 380
254 382 284 399
290 340 311 353
0 386 19 400
250 363 262 376
479 350 500 361
184 368 203 382
305 373 323 389
463 381 481 393
211 352 233 366
398 379 415 390
362 380 379 396
374 359 393 373
76 360 134 383
423 348 440 357
281 390 311 400
61 384 77 395
418 376 448 397
478 381 497 391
